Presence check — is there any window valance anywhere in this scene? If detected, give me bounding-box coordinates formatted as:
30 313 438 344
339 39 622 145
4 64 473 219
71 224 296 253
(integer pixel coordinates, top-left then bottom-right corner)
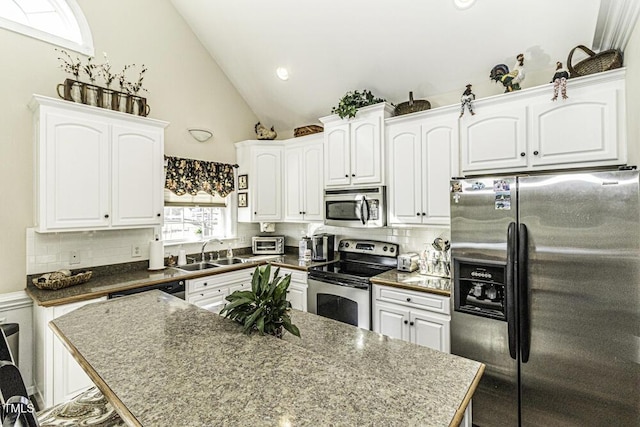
164 156 237 198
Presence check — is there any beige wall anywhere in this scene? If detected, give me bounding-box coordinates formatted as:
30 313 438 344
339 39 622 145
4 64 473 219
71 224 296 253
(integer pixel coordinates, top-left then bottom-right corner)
625 18 640 166
0 0 257 293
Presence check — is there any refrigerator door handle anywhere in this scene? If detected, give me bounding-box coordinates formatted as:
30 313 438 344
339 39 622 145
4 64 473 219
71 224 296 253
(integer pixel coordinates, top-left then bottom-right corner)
506 221 517 360
519 223 530 363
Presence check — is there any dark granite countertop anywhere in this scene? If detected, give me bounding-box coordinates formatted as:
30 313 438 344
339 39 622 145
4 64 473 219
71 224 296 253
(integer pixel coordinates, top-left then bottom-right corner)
27 254 326 307
50 291 483 426
371 269 451 296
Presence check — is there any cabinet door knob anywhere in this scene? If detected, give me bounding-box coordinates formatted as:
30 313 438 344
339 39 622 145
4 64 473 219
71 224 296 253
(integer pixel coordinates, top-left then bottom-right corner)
351 173 356 177
409 321 415 326
345 174 349 178
404 320 408 325
533 150 539 155
157 213 161 217
421 212 426 216
254 211 257 215
299 211 302 214
520 152 526 157
203 283 207 286
406 297 411 302
416 213 421 216
104 214 109 219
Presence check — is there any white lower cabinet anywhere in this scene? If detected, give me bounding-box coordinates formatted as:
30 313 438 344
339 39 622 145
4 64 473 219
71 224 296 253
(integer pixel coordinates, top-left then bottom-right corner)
186 269 253 314
372 284 450 353
186 266 308 313
277 267 308 312
34 297 106 407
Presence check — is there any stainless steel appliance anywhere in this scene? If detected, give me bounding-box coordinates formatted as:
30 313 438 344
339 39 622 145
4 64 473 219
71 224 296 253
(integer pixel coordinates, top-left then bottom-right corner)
308 239 398 330
252 235 285 255
324 186 386 228
449 169 640 426
311 233 335 261
397 252 419 272
108 279 185 300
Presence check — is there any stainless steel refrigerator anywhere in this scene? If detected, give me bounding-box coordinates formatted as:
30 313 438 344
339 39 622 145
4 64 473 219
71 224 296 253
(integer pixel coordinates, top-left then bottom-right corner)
449 169 640 426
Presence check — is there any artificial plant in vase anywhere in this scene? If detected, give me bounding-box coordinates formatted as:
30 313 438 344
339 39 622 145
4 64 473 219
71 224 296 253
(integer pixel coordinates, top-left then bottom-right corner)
220 264 301 338
331 89 386 119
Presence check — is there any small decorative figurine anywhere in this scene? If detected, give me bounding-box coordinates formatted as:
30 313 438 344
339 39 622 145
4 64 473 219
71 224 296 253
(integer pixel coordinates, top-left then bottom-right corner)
550 61 569 101
490 53 525 93
459 84 476 118
255 122 277 140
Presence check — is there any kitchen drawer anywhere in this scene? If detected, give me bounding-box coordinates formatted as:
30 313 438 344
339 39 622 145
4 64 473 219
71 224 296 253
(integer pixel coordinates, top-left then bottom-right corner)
278 268 307 283
188 288 229 314
187 269 253 292
374 285 450 315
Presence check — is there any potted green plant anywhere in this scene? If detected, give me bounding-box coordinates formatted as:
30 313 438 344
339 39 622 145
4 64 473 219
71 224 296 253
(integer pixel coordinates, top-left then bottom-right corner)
220 264 301 338
331 89 386 119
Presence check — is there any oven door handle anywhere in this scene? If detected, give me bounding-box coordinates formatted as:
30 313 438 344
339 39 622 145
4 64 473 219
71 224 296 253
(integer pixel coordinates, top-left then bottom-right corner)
310 277 367 289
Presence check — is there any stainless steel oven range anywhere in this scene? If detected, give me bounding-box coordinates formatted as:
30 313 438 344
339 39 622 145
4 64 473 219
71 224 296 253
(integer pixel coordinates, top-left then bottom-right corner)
307 239 398 330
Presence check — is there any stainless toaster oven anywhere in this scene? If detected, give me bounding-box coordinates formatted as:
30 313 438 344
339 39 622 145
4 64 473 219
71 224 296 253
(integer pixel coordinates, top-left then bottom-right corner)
252 236 285 255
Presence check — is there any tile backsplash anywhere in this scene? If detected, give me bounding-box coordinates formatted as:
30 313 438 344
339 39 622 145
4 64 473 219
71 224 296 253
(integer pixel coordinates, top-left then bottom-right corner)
27 222 447 274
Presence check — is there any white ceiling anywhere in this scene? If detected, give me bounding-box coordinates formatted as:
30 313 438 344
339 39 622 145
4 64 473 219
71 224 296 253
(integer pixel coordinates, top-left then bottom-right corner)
170 0 638 134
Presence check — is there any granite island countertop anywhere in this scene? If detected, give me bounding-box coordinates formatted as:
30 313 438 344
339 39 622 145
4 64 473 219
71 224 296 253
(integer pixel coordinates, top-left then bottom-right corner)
50 291 483 426
27 254 325 307
371 269 451 296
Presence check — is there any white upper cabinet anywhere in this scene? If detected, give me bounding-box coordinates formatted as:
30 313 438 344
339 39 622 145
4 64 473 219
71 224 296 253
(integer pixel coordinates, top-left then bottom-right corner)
460 69 626 175
236 141 283 222
284 135 324 222
320 103 394 188
30 95 167 232
387 108 459 226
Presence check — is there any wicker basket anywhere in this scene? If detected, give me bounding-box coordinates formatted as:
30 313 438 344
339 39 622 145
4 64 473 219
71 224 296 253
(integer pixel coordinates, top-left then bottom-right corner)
32 271 93 291
567 45 623 78
294 125 323 138
394 91 431 116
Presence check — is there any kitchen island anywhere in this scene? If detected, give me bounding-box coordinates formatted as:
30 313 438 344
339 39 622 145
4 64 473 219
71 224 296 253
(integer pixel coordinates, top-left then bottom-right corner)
50 291 483 426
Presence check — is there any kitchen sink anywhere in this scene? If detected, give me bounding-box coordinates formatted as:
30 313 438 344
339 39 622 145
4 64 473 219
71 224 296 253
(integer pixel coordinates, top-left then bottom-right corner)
175 262 220 272
211 257 246 266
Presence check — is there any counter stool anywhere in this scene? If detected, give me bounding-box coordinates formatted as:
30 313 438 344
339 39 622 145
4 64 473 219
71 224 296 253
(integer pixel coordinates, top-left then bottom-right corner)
0 330 124 427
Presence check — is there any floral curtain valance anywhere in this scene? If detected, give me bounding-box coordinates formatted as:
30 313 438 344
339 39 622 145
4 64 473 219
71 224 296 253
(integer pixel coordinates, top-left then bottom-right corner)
164 155 236 198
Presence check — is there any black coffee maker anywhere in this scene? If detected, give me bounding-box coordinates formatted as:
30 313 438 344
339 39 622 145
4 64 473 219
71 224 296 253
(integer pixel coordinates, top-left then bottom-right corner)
311 233 335 261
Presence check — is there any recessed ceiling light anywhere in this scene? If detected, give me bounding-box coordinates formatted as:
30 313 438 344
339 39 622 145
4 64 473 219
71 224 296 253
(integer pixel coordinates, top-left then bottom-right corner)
276 67 289 81
454 0 476 10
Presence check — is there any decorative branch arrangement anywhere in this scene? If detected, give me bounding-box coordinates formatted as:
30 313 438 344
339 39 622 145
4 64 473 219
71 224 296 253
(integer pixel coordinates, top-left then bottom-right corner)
55 49 150 115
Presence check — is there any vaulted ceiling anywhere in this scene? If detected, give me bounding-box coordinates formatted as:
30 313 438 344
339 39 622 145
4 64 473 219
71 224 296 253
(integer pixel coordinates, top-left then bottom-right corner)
170 0 639 135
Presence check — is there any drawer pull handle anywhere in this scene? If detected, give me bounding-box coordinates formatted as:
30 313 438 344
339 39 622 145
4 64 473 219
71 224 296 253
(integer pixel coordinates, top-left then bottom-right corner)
406 297 411 302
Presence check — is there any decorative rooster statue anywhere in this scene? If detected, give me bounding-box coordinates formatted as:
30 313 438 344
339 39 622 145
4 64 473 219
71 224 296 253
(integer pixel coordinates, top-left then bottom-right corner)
254 122 277 140
490 53 525 93
550 61 569 101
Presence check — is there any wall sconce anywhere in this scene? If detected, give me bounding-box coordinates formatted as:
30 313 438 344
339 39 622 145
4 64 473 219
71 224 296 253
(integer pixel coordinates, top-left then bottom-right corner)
188 128 213 143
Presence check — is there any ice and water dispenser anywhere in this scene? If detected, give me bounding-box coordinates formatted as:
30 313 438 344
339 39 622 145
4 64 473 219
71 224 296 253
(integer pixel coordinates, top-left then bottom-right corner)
453 259 507 321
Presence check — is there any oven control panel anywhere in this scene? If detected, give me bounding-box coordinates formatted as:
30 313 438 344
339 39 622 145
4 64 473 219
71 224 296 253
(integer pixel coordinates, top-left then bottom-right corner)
338 239 398 257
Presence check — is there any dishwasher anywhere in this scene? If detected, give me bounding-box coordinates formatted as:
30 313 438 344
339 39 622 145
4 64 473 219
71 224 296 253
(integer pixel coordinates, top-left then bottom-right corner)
107 280 185 300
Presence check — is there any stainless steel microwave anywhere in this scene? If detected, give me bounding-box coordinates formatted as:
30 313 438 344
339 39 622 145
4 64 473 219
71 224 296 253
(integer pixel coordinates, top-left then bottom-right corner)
324 186 387 228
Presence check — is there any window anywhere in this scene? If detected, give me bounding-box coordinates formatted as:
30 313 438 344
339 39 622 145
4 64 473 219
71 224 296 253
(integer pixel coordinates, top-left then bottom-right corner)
0 0 94 55
161 190 235 243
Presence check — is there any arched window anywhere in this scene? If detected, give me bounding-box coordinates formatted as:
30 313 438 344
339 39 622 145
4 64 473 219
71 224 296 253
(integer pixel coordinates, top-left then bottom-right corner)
0 0 93 56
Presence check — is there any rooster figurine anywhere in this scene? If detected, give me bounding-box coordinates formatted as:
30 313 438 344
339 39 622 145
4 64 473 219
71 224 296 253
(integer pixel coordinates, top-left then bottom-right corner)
254 122 277 140
490 53 525 93
550 61 569 101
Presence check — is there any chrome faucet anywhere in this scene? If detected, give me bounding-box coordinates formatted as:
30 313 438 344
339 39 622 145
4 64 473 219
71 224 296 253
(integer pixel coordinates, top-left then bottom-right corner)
201 239 224 262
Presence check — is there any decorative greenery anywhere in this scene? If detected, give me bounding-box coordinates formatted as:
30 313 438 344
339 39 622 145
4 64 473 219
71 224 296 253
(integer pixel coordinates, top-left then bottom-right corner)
99 52 116 88
331 89 386 119
220 264 301 338
56 48 82 81
116 64 133 93
127 64 148 95
83 56 97 84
